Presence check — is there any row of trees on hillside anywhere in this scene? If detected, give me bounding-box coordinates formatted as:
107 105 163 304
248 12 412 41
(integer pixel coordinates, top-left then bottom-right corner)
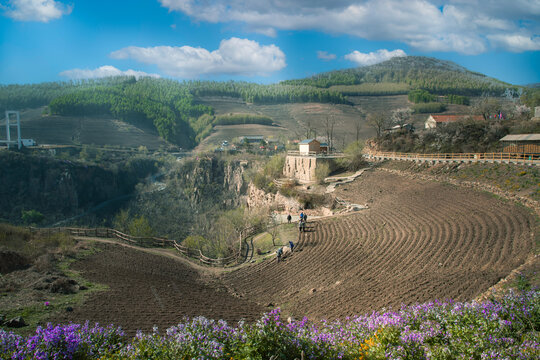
186 81 349 104
282 56 517 97
0 77 134 110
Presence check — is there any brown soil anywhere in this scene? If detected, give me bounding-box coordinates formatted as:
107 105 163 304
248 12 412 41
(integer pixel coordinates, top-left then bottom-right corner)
51 243 264 335
222 169 534 320
51 169 535 333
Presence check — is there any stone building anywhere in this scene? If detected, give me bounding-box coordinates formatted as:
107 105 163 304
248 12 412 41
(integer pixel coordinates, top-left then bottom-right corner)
283 139 339 182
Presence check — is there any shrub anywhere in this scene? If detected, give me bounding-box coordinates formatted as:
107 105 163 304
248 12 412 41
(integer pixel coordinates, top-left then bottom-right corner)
263 154 285 179
21 209 44 225
279 180 298 198
297 193 328 209
412 102 447 113
315 162 331 184
128 215 153 237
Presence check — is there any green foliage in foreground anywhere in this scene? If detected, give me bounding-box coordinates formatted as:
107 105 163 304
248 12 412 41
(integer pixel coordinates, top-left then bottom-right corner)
1 291 538 359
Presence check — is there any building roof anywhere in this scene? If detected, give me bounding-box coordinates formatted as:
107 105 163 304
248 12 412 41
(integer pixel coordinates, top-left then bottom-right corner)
428 115 483 123
500 134 540 142
299 138 319 144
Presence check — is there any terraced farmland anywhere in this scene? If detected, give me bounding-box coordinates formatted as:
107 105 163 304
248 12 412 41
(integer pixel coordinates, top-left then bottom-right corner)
53 170 534 333
222 170 534 319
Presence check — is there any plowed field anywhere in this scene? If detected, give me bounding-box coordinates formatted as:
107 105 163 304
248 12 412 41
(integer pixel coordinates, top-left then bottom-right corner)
52 244 264 335
53 170 535 333
224 170 534 320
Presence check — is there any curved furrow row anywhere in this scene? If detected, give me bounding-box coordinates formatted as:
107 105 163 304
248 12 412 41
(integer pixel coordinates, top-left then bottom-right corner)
222 170 535 321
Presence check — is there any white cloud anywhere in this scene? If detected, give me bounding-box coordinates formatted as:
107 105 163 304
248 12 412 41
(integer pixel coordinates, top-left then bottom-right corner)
110 37 286 78
59 66 160 80
317 51 337 61
487 34 540 52
158 0 540 54
345 49 406 66
3 0 72 22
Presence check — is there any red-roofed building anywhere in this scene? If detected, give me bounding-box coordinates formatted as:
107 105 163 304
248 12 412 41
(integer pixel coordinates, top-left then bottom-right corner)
425 114 484 129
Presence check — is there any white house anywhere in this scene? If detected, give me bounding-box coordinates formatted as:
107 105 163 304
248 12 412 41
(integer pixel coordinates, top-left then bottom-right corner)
299 139 320 154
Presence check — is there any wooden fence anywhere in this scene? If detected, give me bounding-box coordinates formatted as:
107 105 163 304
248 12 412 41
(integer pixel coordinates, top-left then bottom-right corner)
367 151 540 165
29 226 259 267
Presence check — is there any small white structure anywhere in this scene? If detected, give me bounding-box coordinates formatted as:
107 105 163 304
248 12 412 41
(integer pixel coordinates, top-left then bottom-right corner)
1 111 22 149
299 139 320 154
22 139 36 147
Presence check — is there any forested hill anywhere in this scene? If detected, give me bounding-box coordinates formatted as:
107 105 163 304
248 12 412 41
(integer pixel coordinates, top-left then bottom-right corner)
0 56 527 148
1 77 350 148
281 56 517 96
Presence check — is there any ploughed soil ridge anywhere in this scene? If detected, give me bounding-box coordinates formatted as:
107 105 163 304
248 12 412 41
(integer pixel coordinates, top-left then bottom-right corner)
53 169 535 335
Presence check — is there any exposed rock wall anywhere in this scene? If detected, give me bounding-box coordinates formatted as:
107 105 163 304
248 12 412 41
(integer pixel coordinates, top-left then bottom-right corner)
283 156 336 182
0 151 149 224
246 183 301 214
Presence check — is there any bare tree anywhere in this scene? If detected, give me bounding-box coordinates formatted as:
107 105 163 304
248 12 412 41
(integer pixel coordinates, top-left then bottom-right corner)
304 120 316 139
324 115 337 152
368 112 389 138
354 107 366 142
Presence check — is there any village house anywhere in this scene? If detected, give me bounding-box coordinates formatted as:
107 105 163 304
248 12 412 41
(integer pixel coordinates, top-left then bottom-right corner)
500 134 540 154
424 114 484 129
298 138 321 154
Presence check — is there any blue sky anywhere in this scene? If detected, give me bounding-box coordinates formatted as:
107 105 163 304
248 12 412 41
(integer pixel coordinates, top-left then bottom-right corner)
1 0 539 85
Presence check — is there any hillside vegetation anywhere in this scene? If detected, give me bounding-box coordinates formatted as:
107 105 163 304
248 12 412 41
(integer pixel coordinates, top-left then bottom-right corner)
282 56 518 96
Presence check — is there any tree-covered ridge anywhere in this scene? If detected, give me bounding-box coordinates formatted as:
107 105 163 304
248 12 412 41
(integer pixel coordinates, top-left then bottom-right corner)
282 56 517 96
185 81 349 104
49 77 212 148
0 77 136 110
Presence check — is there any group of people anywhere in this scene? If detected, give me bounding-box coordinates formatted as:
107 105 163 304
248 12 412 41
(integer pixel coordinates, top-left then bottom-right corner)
276 240 295 263
286 212 308 232
298 211 308 232
277 211 310 262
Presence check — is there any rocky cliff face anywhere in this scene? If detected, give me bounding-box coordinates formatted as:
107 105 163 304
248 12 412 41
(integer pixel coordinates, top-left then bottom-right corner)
129 157 249 239
174 157 248 207
0 151 155 225
246 183 302 214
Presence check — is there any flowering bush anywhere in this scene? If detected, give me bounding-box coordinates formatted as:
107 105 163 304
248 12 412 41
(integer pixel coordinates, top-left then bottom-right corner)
0 322 124 359
1 290 538 359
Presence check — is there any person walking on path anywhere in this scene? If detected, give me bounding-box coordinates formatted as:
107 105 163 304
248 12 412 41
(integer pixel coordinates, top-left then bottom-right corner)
299 211 304 221
289 240 294 252
303 214 308 223
287 214 292 223
276 247 283 262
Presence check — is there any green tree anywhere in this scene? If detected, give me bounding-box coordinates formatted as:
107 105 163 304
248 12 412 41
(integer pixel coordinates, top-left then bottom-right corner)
21 209 44 225
128 215 154 237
